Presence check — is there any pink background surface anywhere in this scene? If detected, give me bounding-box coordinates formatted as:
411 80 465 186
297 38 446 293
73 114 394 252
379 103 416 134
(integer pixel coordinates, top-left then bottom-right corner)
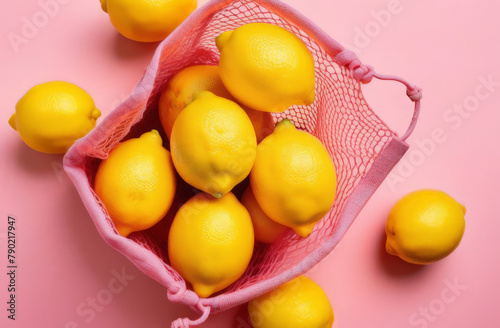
1 0 499 327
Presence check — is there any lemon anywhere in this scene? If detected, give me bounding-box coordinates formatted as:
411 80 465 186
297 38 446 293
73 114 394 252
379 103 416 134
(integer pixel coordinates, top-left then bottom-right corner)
158 65 274 141
250 119 336 238
386 189 466 265
168 192 254 297
9 81 101 154
170 91 257 198
94 130 177 237
216 23 316 113
101 0 197 42
241 186 287 244
248 276 334 328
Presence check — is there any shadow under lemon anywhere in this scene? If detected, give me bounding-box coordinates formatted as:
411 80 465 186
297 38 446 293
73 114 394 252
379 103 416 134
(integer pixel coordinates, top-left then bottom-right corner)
376 225 427 277
14 138 65 177
113 32 160 60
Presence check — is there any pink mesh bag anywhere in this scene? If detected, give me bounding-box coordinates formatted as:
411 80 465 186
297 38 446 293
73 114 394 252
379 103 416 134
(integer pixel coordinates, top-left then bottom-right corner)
63 0 422 326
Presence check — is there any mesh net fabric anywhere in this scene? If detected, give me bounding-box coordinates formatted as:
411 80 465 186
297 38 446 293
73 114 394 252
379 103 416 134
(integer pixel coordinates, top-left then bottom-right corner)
66 0 404 316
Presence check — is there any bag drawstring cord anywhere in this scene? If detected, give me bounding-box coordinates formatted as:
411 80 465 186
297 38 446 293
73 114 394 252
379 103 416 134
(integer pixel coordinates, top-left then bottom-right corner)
334 49 422 141
168 284 211 328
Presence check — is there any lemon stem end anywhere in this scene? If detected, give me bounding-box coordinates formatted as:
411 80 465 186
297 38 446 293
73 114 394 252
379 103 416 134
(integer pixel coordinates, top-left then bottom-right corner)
100 0 108 13
116 224 133 237
92 108 101 120
294 225 312 238
275 119 295 132
140 130 163 146
215 30 232 52
193 283 215 298
8 113 16 130
305 89 316 105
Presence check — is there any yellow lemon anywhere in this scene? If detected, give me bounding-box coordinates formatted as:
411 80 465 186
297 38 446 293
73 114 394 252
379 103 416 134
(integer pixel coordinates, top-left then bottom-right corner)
168 192 254 297
101 0 197 42
216 23 316 113
386 189 466 265
241 186 287 244
248 276 334 328
94 130 176 237
250 119 336 238
158 65 274 141
170 91 257 198
9 81 101 154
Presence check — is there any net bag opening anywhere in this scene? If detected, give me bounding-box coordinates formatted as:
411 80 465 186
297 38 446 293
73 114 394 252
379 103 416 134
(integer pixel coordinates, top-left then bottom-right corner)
63 0 422 326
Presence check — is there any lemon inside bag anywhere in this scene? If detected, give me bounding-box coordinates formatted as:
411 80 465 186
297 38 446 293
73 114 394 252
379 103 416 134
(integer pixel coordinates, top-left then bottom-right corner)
64 0 411 320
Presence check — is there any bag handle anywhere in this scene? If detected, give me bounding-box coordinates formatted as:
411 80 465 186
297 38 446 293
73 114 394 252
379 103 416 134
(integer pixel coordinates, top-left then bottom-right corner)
334 49 422 141
168 284 211 328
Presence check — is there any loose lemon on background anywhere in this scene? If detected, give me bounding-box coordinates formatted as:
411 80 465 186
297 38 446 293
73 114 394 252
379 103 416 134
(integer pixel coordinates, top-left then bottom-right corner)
94 130 176 237
241 186 287 244
100 0 197 42
9 81 101 154
170 91 257 198
386 189 466 265
216 23 316 113
168 192 254 298
158 65 274 141
250 119 336 238
248 275 334 328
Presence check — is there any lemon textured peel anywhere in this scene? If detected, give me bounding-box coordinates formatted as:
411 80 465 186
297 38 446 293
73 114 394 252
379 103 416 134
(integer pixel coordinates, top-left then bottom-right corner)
385 189 466 265
250 119 337 238
248 275 334 328
170 91 257 198
168 192 254 298
216 23 316 113
102 0 197 42
158 65 274 141
94 130 177 237
9 81 100 154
